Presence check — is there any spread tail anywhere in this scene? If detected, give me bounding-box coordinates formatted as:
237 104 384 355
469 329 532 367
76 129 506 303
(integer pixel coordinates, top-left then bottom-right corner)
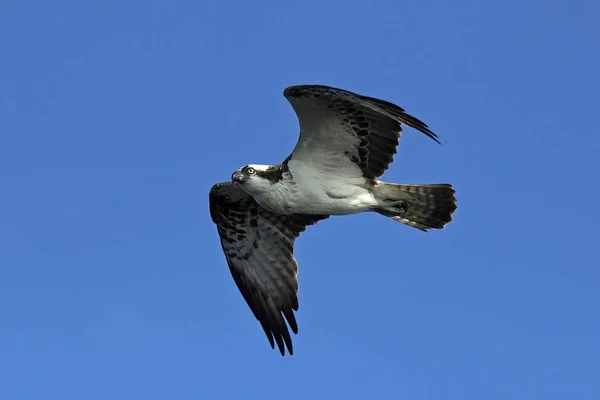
374 183 457 231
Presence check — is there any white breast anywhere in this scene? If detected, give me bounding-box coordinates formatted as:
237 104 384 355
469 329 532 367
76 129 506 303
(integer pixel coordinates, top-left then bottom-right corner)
277 159 378 215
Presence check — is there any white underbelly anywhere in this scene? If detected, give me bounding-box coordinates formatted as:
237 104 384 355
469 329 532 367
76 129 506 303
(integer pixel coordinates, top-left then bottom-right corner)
287 175 378 215
295 192 377 215
248 160 379 216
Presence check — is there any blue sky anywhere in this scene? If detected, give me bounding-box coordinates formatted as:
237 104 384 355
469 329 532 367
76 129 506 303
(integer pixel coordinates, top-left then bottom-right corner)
1 0 599 399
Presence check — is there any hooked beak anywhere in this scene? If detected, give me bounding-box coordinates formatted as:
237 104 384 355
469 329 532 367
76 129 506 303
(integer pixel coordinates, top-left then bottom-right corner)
231 171 245 184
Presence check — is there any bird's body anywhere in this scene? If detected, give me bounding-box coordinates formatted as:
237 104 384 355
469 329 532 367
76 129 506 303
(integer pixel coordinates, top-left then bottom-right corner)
240 161 378 215
209 84 458 356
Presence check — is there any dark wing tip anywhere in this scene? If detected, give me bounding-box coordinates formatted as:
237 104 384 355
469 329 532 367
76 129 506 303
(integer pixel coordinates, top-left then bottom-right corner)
398 112 441 144
283 307 299 334
227 263 298 356
359 94 442 144
260 304 296 356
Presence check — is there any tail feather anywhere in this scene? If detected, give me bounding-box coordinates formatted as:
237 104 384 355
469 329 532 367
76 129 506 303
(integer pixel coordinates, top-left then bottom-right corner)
375 183 457 231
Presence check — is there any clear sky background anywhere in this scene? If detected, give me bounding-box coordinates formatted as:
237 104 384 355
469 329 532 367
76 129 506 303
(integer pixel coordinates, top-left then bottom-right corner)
1 1 599 399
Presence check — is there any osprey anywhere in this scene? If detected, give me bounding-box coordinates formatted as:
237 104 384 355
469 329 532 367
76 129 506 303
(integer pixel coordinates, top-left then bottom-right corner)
209 85 457 355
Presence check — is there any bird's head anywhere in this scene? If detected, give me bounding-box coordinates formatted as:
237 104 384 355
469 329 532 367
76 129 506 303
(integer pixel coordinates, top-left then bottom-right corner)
231 164 283 194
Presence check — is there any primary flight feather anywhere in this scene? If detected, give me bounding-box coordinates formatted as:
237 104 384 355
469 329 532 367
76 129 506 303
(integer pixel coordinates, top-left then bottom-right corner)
209 84 457 355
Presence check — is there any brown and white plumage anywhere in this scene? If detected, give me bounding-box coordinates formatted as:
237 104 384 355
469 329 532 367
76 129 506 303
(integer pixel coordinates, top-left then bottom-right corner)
209 182 328 355
284 84 440 180
209 84 457 355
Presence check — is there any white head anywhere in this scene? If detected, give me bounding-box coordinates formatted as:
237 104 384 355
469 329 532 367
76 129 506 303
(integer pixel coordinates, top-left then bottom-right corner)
231 164 283 195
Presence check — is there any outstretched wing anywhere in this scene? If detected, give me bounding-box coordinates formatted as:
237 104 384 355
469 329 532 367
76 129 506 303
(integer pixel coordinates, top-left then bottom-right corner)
283 84 439 179
209 182 328 356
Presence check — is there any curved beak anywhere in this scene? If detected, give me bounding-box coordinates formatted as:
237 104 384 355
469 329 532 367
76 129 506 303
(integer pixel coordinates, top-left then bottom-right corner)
231 171 245 183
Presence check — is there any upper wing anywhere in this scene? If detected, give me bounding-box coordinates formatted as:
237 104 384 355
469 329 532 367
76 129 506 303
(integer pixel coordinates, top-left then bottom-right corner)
283 85 439 179
209 182 328 356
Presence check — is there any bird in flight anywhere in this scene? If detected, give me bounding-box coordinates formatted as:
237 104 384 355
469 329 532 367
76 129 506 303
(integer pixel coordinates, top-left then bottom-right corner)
209 85 457 355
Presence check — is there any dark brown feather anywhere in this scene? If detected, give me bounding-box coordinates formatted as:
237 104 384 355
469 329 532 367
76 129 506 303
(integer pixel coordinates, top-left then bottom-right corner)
209 182 328 355
254 165 286 182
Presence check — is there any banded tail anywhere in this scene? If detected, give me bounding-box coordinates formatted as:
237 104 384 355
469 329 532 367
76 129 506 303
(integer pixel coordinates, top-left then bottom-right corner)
374 183 457 231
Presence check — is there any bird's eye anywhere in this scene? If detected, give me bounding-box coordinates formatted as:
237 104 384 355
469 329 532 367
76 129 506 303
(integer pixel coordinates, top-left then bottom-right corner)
245 167 256 175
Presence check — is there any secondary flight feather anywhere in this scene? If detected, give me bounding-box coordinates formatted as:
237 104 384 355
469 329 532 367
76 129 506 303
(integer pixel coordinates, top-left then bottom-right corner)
209 84 457 355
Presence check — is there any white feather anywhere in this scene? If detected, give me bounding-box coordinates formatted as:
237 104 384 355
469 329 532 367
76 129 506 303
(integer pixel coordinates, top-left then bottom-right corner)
244 159 378 215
